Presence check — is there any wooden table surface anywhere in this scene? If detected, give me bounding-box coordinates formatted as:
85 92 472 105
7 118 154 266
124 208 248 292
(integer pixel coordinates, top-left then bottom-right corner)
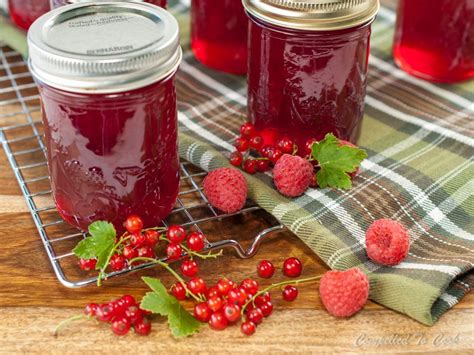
1 1 473 353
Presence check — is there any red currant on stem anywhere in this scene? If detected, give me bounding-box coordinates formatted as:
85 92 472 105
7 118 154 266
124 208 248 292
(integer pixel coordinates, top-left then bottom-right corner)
249 135 263 150
181 259 199 277
276 137 295 154
310 173 318 188
223 303 241 322
134 317 152 336
112 316 131 336
188 277 207 295
257 260 275 278
229 151 243 167
246 308 264 325
268 147 283 164
240 278 259 296
130 232 146 247
283 257 303 277
167 225 186 243
120 295 136 308
240 122 257 138
243 159 258 174
217 278 234 296
79 258 97 271
124 215 143 234
166 242 183 261
207 286 220 298
241 321 256 336
234 137 250 152
209 311 228 330
137 245 155 259
194 302 212 322
256 159 271 172
305 138 318 156
227 287 248 306
122 245 138 261
187 231 205 252
171 282 187 300
145 229 160 246
95 303 115 322
282 285 298 302
260 301 273 317
255 292 271 307
125 305 144 324
207 296 224 312
84 303 98 317
110 254 127 271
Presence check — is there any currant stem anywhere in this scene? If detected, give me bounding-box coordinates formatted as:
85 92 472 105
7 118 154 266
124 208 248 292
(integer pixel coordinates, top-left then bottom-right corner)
162 237 223 260
241 275 323 314
128 257 202 302
53 314 87 337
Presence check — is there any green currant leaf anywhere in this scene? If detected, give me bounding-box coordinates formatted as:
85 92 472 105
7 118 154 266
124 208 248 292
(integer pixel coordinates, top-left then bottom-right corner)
72 221 116 270
140 277 201 338
312 133 368 190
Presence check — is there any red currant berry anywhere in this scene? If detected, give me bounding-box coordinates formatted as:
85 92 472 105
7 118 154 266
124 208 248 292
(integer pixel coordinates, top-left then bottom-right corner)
122 245 138 261
171 282 187 300
229 151 243 167
283 257 302 277
240 122 257 138
180 259 199 277
240 279 259 296
111 316 131 336
206 286 220 299
259 145 273 158
254 292 271 307
216 278 234 296
166 242 182 261
130 232 147 247
310 173 318 188
243 159 258 174
260 301 273 317
282 285 298 302
305 138 318 155
167 225 186 243
209 311 228 330
125 305 144 324
268 148 283 164
276 137 295 154
249 135 263 150
234 137 250 152
84 303 99 317
145 230 160 246
134 317 152 336
227 287 248 306
188 277 207 295
246 308 264 325
78 258 97 271
257 260 275 278
256 159 271 172
110 254 127 271
194 302 212 322
187 231 205 252
95 303 115 322
241 321 256 336
223 303 241 322
137 245 155 259
207 296 224 312
124 215 143 234
120 295 136 308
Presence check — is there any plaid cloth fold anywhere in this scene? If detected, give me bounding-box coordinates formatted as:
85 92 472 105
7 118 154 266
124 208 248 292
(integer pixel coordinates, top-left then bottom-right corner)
168 1 473 326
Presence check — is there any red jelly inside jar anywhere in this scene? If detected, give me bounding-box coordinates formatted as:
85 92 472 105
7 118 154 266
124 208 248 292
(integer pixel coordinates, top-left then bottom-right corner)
28 3 182 231
50 0 167 9
8 0 50 30
191 0 248 74
244 0 378 152
393 0 474 83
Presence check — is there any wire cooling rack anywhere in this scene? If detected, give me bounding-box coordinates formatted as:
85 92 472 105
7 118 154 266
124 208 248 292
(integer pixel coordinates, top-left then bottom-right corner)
0 43 285 288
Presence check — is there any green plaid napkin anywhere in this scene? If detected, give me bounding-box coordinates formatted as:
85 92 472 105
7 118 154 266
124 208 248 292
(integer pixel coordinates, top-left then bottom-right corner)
1 0 472 327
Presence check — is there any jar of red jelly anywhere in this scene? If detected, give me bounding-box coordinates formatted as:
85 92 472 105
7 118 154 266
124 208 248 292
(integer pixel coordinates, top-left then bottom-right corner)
243 0 379 151
393 0 474 83
191 0 248 74
50 0 166 9
28 3 182 231
8 0 50 30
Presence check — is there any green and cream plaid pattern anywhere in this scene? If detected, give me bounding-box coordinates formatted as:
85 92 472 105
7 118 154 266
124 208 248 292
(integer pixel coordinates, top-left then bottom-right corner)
169 1 473 326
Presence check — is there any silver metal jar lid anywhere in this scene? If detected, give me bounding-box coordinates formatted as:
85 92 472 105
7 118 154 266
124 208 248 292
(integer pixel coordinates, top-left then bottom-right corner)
28 2 181 93
243 0 380 31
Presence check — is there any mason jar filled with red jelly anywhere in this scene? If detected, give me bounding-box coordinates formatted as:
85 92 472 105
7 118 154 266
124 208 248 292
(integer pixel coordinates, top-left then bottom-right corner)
393 0 474 83
191 0 248 74
28 3 182 231
50 0 167 9
8 0 50 30
243 0 379 151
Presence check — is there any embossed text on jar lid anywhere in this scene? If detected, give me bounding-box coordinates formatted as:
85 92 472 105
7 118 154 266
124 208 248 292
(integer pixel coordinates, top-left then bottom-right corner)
28 2 181 93
243 0 380 31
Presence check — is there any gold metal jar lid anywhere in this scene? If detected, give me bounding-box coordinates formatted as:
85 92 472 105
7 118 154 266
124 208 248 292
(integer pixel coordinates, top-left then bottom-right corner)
243 0 380 31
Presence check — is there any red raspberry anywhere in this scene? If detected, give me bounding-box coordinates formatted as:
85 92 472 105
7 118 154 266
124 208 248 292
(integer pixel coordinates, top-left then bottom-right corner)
272 154 314 197
203 168 248 213
365 219 410 266
319 268 369 318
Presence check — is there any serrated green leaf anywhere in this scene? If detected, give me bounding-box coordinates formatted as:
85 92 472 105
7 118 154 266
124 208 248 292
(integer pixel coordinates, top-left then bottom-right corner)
312 133 368 190
72 221 116 269
141 277 201 338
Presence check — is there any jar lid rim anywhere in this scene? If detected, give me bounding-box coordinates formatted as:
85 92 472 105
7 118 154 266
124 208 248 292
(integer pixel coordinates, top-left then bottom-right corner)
28 2 181 93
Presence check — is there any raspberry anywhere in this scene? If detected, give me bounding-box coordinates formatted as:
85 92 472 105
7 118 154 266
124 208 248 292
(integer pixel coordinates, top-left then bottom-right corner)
272 154 314 197
203 168 248 213
365 219 410 266
319 268 369 318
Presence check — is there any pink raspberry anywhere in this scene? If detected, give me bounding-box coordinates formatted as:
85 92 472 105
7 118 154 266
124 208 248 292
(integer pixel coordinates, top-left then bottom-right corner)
203 168 248 214
365 219 410 266
273 154 314 197
319 268 369 318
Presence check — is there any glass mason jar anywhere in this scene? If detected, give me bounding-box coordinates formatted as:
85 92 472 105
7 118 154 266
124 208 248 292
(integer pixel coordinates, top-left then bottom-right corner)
50 0 167 9
8 0 50 30
243 0 379 151
191 0 248 74
28 3 182 232
393 0 474 83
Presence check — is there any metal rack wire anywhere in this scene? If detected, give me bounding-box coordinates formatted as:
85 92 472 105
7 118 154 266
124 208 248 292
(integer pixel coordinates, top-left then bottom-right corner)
0 43 285 288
